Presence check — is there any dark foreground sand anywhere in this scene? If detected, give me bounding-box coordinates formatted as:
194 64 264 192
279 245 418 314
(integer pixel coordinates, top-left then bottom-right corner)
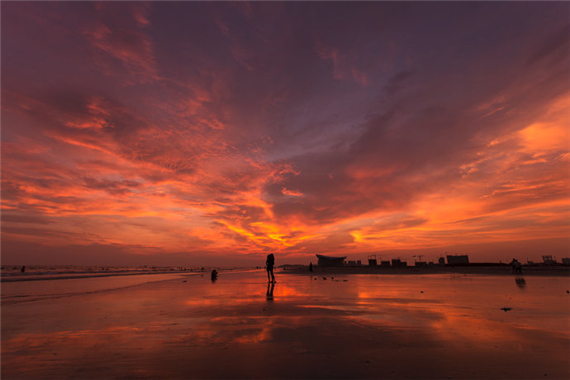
2 270 569 379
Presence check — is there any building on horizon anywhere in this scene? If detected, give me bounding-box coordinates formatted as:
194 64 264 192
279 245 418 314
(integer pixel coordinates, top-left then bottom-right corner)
542 255 557 265
391 258 407 267
447 254 470 265
316 254 346 267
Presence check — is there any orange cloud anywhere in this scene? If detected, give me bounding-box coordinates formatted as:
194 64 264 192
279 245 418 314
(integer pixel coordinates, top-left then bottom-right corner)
2 2 569 265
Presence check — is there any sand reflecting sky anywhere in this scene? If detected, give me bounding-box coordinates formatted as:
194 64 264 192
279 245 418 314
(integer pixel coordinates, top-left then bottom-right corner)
2 271 568 379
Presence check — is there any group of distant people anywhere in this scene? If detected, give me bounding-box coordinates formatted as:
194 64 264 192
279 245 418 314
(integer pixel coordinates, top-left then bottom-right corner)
510 258 522 274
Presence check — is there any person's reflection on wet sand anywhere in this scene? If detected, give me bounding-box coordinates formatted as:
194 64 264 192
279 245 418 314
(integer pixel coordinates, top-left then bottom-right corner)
266 281 275 301
515 277 527 289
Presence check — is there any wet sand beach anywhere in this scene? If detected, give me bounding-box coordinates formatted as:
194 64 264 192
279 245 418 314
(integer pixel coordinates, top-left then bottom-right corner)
2 270 569 379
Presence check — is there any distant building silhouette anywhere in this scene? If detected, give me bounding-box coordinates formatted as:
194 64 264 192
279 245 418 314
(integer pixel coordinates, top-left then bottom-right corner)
447 255 469 265
542 255 556 265
391 258 407 267
316 254 346 267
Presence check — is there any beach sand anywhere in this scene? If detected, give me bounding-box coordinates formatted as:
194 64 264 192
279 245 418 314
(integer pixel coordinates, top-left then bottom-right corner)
2 270 569 379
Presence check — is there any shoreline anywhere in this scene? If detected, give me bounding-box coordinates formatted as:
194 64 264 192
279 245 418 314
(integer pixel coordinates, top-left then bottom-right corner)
0 270 191 283
0 267 257 283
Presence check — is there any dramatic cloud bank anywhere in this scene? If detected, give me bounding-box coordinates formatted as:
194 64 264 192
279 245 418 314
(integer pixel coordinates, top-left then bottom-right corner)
2 2 569 265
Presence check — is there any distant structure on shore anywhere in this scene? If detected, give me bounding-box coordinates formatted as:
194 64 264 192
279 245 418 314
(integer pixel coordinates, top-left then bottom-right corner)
391 258 407 267
308 252 570 270
542 255 556 265
447 254 470 265
316 254 346 267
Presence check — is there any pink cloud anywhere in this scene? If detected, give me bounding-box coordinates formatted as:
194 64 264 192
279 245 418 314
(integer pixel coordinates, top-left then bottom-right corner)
314 39 370 85
84 3 158 81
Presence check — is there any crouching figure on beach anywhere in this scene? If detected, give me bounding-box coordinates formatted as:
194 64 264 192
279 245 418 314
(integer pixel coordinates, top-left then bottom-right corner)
266 253 276 283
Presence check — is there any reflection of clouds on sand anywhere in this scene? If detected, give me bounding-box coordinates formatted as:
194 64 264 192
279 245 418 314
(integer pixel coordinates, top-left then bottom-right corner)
2 271 569 379
193 317 274 345
2 325 153 353
347 274 570 364
183 281 303 308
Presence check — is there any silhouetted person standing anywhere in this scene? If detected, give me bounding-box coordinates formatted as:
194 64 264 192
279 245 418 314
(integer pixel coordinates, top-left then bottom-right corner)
266 253 275 283
211 269 218 282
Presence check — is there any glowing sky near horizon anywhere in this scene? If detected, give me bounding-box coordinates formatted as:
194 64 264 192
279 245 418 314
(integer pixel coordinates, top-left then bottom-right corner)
2 2 569 265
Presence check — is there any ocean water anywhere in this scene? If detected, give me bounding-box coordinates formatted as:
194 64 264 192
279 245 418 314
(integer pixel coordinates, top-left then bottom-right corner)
1 272 187 305
1 265 195 279
1 265 214 305
0 266 251 305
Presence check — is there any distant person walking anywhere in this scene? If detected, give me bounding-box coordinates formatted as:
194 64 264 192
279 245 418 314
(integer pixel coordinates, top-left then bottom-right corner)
509 259 522 274
515 260 522 274
266 253 276 283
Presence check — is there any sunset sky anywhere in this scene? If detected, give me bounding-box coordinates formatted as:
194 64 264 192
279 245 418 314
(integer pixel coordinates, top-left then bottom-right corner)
2 2 569 266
